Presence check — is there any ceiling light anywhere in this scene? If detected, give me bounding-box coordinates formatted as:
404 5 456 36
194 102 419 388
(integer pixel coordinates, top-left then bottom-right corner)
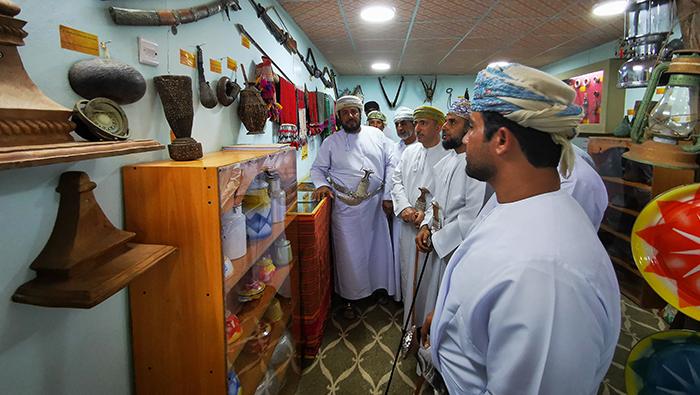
371 62 391 71
592 1 628 16
360 5 396 23
488 61 510 68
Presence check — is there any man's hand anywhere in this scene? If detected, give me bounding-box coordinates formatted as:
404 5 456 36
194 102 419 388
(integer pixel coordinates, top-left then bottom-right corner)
400 207 417 223
415 225 432 252
382 200 394 216
421 311 434 347
312 186 334 201
413 210 425 228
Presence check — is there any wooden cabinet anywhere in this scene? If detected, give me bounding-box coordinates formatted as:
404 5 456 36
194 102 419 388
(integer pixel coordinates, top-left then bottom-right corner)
122 147 301 395
589 137 695 308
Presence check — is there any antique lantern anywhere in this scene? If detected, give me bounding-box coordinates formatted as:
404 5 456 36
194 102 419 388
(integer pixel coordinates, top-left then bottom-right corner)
624 50 700 168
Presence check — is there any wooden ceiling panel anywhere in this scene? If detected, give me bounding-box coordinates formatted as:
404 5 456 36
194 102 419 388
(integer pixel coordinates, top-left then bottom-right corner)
349 22 409 40
280 0 625 75
415 0 495 22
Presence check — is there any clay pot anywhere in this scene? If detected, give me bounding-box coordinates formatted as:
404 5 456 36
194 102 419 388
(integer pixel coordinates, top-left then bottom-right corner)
238 83 268 134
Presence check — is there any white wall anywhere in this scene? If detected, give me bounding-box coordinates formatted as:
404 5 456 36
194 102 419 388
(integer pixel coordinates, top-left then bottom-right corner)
0 1 332 393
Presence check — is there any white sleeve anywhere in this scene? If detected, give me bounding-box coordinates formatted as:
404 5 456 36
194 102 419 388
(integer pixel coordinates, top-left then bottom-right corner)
383 136 397 201
431 179 485 259
310 138 331 188
391 153 412 216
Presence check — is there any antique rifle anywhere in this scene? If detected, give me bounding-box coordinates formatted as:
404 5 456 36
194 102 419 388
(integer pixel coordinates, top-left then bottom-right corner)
248 0 298 54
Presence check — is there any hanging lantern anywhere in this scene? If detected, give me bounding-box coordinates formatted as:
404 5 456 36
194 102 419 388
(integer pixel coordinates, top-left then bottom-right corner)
617 0 676 89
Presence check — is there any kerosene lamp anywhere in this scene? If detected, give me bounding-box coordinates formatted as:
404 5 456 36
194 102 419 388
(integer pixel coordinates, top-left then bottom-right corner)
624 50 700 168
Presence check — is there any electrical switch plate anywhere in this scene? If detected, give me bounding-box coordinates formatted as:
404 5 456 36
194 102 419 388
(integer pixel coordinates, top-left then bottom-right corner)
138 37 159 66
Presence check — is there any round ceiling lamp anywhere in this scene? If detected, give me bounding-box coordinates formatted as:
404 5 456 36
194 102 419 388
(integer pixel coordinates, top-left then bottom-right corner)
360 5 396 23
592 0 628 16
488 61 510 68
371 62 391 71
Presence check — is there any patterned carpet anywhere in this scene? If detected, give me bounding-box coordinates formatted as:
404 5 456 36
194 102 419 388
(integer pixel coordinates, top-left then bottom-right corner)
296 295 669 395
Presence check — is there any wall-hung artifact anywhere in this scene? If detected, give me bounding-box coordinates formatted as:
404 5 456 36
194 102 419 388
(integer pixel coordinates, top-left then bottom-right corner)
617 0 676 88
249 0 297 54
108 0 241 35
419 76 437 103
153 75 203 161
234 23 293 82
0 1 74 147
196 45 217 109
238 65 268 134
72 97 129 141
624 50 700 169
12 171 176 308
216 76 241 106
68 44 147 105
557 58 625 134
378 76 404 108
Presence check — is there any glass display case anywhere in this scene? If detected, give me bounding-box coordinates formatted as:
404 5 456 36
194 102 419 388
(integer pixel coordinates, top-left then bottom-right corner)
123 146 300 395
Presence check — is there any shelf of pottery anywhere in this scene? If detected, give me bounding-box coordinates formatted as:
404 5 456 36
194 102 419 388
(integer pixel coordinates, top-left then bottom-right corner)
123 146 302 395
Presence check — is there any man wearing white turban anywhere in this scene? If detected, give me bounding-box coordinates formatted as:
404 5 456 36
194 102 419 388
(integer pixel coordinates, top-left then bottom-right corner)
311 95 397 319
428 64 620 394
387 106 417 302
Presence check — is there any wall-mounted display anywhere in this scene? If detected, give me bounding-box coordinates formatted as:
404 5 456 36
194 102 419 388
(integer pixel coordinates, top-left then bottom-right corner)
152 75 203 160
108 0 241 34
68 56 147 105
196 45 217 109
216 76 241 106
0 2 74 147
72 98 129 141
565 70 604 125
558 59 625 134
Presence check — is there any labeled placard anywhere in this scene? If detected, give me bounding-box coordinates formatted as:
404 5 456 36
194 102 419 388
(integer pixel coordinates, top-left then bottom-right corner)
301 143 308 160
59 25 99 56
241 35 251 49
210 59 222 73
180 49 195 68
227 57 238 71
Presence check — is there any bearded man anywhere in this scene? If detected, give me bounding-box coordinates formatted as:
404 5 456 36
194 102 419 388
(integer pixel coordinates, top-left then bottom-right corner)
414 98 486 327
429 64 620 394
391 105 447 325
310 95 397 319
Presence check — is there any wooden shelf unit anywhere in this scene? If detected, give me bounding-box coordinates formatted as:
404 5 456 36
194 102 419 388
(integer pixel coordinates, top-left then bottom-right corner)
0 139 163 170
225 215 295 294
227 260 295 364
123 147 300 395
590 137 694 309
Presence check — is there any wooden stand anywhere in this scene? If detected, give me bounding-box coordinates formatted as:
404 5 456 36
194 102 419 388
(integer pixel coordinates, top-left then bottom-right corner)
12 171 176 308
0 2 75 147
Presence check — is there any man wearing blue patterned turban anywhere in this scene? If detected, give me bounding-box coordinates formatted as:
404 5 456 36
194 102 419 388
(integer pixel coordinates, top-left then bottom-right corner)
429 64 621 395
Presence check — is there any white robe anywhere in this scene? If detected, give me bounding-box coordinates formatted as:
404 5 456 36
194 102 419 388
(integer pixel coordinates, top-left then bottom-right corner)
431 190 621 395
481 149 607 229
390 142 447 324
390 138 416 302
418 151 486 324
310 125 397 300
560 152 607 230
